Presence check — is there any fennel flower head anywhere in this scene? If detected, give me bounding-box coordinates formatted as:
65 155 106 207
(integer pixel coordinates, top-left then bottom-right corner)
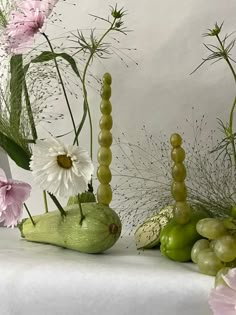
30 137 94 198
0 168 31 227
209 268 236 315
4 0 59 54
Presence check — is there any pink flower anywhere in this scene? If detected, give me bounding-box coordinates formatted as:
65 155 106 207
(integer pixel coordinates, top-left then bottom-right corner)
209 268 236 315
0 168 31 227
4 0 58 54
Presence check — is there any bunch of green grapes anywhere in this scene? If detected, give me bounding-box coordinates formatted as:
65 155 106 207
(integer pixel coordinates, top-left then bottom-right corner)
191 218 236 280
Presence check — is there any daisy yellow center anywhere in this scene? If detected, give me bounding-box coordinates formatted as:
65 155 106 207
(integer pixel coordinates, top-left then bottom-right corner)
57 155 73 169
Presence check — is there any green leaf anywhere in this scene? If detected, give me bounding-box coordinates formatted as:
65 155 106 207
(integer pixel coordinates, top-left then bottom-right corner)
24 51 81 79
0 132 31 170
10 55 24 130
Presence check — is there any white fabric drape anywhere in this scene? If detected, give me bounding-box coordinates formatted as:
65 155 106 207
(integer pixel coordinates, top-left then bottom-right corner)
0 229 214 315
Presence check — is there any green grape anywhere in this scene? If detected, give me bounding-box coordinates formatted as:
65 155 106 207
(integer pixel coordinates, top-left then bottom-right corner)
214 235 236 262
210 239 217 250
97 166 112 184
97 184 112 205
215 267 231 287
97 147 112 166
172 163 186 182
101 85 111 100
98 130 113 147
197 248 224 276
174 201 191 224
171 181 187 201
100 100 112 115
196 218 227 239
171 147 185 163
191 239 210 264
226 258 236 268
223 217 236 230
99 115 113 130
231 205 236 219
103 72 112 85
170 133 182 148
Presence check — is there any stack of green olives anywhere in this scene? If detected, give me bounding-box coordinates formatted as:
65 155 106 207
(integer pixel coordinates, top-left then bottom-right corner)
97 73 113 206
191 217 236 279
170 133 191 224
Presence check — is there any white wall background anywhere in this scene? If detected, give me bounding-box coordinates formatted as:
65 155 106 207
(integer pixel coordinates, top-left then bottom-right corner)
5 0 236 215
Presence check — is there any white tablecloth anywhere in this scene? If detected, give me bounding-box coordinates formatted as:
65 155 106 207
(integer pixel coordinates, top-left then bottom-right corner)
0 229 213 315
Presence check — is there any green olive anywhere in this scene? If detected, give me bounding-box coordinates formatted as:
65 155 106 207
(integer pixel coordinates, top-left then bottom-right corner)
174 201 191 224
171 181 187 201
103 73 112 85
97 147 112 166
171 147 185 163
97 184 112 205
172 163 186 182
99 115 113 130
100 100 112 115
97 166 112 184
98 130 113 147
170 133 182 148
101 85 111 100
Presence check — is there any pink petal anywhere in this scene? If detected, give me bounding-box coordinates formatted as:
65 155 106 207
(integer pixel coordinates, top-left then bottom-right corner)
209 285 236 315
4 0 59 53
0 204 22 227
6 182 31 205
223 269 236 291
0 185 9 211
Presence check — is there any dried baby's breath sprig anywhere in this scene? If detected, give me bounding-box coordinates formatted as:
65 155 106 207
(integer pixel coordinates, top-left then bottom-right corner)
113 119 236 233
112 127 172 232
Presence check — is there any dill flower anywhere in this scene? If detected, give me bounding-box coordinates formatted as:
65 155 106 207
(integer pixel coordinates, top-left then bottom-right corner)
30 137 94 198
4 0 58 54
0 168 31 227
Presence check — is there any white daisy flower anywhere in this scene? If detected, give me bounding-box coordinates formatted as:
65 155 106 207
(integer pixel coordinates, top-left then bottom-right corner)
30 137 94 197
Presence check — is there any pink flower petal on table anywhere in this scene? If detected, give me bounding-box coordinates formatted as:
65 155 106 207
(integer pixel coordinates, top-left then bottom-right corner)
209 273 236 315
223 269 236 291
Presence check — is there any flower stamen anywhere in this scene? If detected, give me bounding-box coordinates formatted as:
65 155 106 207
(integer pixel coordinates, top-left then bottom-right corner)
57 154 73 169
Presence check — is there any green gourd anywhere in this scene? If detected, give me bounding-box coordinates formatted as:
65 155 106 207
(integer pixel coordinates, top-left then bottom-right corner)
19 73 122 253
170 133 191 224
19 203 121 253
97 72 113 205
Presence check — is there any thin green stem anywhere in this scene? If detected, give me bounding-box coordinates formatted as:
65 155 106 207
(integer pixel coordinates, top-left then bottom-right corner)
216 34 236 168
216 34 236 83
229 97 236 168
42 32 78 145
73 18 117 161
48 192 67 217
43 190 49 213
77 194 85 224
24 203 36 226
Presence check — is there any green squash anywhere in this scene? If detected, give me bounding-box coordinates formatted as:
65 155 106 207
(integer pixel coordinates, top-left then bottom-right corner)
19 203 122 253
